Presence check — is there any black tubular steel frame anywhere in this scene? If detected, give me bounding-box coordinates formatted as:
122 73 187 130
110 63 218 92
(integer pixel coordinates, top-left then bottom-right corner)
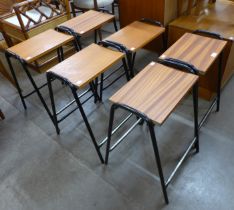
56 26 82 51
98 40 130 101
5 50 59 130
45 41 130 163
45 41 129 132
192 30 224 129
104 61 199 204
46 71 104 163
105 18 166 78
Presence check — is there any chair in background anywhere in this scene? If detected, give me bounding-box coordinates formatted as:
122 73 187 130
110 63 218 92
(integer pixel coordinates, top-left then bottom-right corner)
0 0 71 47
0 0 21 86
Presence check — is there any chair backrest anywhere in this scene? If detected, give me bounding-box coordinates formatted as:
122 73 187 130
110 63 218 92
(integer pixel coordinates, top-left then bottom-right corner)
13 0 69 31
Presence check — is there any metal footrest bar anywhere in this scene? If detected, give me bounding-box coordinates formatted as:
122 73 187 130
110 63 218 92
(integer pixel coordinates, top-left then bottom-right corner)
165 136 197 187
198 97 217 130
58 106 79 123
57 93 94 123
102 65 124 81
110 118 142 152
97 64 126 91
23 79 55 98
99 113 133 147
56 99 76 116
103 72 126 90
56 88 92 115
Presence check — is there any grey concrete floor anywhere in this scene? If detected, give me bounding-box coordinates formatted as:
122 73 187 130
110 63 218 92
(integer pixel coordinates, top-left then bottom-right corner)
0 22 234 210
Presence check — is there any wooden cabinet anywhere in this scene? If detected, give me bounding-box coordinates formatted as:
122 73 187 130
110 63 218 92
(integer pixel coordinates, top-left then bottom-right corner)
118 0 178 52
118 0 178 27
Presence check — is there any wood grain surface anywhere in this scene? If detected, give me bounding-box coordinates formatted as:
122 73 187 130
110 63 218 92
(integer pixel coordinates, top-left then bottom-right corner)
59 10 114 35
160 33 227 75
105 21 165 52
110 62 198 125
48 43 124 88
7 29 73 63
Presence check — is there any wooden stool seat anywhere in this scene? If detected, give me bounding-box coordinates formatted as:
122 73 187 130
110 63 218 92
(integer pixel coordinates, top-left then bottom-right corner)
110 62 198 125
160 33 227 75
106 21 165 52
59 10 114 36
48 43 124 89
7 29 73 63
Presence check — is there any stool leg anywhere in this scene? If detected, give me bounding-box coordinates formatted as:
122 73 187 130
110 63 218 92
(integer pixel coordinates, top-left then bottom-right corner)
89 81 100 103
192 82 199 153
74 36 82 52
122 58 130 81
100 73 104 102
70 2 77 17
148 122 169 204
71 87 104 163
94 30 98 43
57 48 61 62
94 30 103 43
216 53 223 112
5 54 27 110
162 33 167 51
47 74 60 135
21 62 55 128
98 29 103 41
127 52 136 78
113 18 118 32
0 110 5 120
111 1 118 31
105 105 116 164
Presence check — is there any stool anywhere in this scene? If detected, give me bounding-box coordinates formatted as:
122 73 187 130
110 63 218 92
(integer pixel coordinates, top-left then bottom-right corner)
105 18 166 78
160 31 227 129
56 10 115 48
104 60 199 204
46 42 129 163
70 0 118 32
5 29 73 129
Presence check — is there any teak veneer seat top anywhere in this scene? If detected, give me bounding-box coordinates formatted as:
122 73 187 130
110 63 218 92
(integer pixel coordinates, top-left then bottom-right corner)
105 21 165 52
110 62 198 125
47 43 124 88
59 10 114 35
160 33 227 75
7 29 73 63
